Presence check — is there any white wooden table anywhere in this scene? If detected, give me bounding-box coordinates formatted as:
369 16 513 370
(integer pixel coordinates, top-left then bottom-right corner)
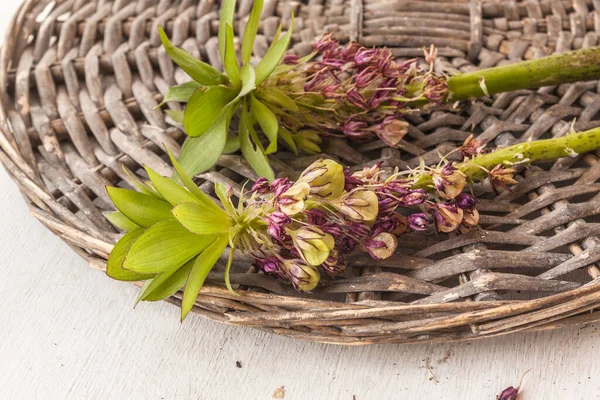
1 4 599 399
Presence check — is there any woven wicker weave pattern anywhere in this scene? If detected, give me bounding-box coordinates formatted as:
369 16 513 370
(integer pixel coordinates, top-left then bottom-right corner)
3 0 600 345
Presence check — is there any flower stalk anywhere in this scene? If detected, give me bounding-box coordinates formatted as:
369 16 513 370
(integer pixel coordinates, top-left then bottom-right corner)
447 47 600 101
413 128 600 189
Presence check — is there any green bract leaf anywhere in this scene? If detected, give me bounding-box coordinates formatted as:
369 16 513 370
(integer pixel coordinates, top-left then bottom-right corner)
257 87 298 112
278 127 298 155
255 14 294 85
166 148 223 214
123 220 214 274
219 0 237 64
250 94 278 154
137 257 196 302
178 105 235 179
224 24 241 88
240 103 275 181
157 81 202 108
165 110 185 125
235 64 256 101
145 166 199 206
223 136 241 154
172 202 233 235
215 183 237 216
105 211 140 232
122 166 161 198
184 86 236 138
107 228 155 281
242 0 263 64
181 234 229 320
159 27 226 86
107 187 173 228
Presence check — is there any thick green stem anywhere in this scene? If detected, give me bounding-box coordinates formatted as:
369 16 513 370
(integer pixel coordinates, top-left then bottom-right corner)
413 127 600 189
447 47 600 101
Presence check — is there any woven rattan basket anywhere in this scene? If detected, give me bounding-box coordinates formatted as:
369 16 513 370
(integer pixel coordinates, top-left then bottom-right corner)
4 0 600 345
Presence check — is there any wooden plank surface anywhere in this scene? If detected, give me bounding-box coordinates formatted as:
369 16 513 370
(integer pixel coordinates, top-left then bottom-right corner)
1 3 600 399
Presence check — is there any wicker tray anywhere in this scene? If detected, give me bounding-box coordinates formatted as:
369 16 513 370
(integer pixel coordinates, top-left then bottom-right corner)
3 0 600 345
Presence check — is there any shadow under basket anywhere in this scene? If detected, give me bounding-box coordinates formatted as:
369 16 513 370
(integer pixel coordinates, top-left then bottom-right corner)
4 0 600 345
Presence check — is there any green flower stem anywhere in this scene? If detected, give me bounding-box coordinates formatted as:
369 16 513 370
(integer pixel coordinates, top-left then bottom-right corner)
412 127 600 189
447 47 600 101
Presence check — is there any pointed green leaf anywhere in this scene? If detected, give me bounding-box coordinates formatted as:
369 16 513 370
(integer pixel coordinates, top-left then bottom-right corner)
107 187 173 228
123 220 214 274
184 86 236 138
219 0 237 64
105 211 140 232
214 183 237 216
138 257 196 302
178 105 234 179
239 104 274 181
172 202 232 235
145 166 199 206
235 64 256 101
257 87 298 111
107 228 155 281
223 135 240 154
165 110 185 125
242 0 263 64
250 94 278 153
122 166 161 198
181 234 229 320
224 24 241 88
278 126 298 155
255 15 294 85
159 27 226 86
166 148 224 214
157 81 202 108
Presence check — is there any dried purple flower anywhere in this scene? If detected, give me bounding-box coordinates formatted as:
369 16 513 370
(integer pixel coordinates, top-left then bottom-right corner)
397 189 428 207
378 197 399 215
355 67 379 88
362 233 398 260
375 119 409 147
251 177 271 194
347 89 368 110
283 54 300 65
456 193 477 210
268 211 291 240
489 165 519 194
255 257 282 274
459 134 487 158
284 260 321 292
430 203 464 233
355 48 378 66
407 213 429 231
373 214 407 236
277 182 311 215
433 164 467 200
496 387 518 400
343 118 369 139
